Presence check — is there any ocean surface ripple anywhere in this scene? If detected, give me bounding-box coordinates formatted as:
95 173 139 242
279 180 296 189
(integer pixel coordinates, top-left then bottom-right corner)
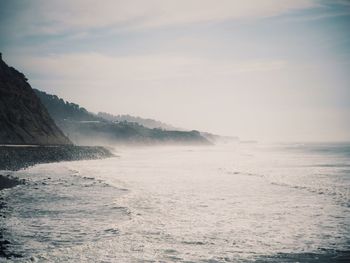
1 143 349 262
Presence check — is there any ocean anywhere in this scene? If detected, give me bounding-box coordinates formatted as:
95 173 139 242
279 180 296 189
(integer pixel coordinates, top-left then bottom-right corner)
1 143 349 262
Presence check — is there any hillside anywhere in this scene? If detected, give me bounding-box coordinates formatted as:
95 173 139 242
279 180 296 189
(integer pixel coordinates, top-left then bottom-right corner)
59 121 207 145
0 54 71 145
34 89 209 146
98 112 178 130
200 132 239 144
34 89 101 122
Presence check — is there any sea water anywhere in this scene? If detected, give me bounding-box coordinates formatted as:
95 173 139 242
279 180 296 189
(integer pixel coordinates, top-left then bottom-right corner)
1 143 349 262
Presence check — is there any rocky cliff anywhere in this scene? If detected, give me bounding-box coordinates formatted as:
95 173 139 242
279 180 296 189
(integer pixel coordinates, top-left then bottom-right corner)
0 53 71 145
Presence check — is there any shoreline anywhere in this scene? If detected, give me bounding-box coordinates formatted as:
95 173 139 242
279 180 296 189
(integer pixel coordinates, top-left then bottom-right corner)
0 174 24 190
0 145 114 259
0 145 114 171
0 145 114 257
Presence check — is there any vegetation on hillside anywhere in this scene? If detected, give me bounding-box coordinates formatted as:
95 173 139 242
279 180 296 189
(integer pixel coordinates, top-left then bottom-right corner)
34 89 210 146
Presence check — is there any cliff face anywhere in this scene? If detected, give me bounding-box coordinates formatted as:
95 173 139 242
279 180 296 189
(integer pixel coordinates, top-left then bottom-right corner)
0 54 71 145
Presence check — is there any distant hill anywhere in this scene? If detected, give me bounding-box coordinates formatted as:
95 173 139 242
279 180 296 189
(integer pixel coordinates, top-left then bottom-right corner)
0 53 71 145
34 89 101 122
59 121 207 146
97 112 239 144
98 112 179 130
200 132 239 144
34 89 209 146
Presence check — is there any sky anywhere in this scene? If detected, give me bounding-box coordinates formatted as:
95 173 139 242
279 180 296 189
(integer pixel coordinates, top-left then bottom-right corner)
0 0 350 142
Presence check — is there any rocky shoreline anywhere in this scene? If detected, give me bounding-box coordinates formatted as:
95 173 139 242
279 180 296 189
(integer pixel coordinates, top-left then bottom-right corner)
0 145 114 259
0 145 114 172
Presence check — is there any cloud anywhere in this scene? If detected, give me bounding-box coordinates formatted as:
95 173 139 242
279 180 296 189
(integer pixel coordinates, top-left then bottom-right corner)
7 0 315 36
13 53 287 83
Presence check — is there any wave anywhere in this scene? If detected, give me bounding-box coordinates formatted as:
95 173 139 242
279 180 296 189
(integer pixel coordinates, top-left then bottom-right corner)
224 169 350 207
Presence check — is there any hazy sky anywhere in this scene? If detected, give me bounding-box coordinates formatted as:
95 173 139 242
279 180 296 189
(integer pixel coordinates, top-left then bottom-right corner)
1 0 349 142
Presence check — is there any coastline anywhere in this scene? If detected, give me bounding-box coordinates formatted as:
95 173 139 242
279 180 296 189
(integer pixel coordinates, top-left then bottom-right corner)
0 145 114 171
0 145 113 190
0 145 114 259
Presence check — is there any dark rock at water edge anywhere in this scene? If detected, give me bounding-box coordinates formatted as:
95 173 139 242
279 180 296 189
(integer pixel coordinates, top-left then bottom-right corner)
0 145 114 171
0 174 25 190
